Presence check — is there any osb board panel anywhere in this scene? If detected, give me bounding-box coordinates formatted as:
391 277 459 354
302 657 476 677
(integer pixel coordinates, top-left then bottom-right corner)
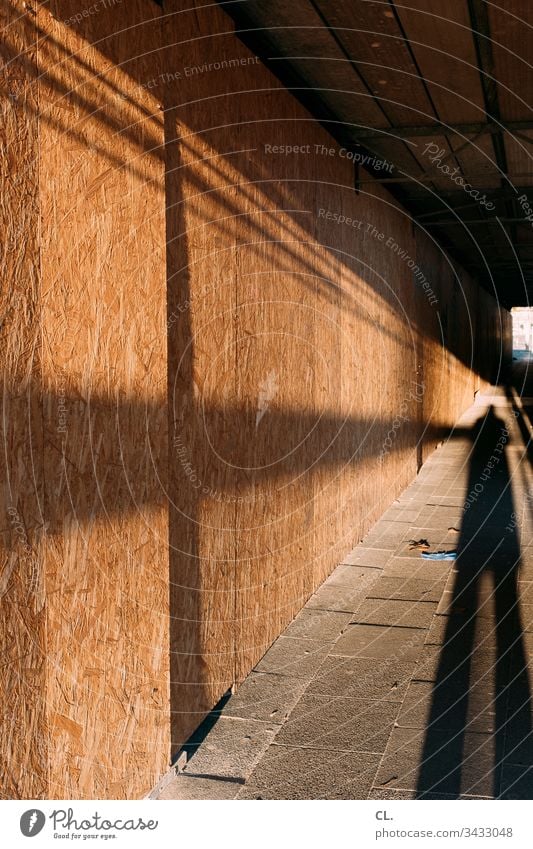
311 157 346 594
163 7 241 748
413 231 507 463
163 0 504 721
165 130 238 748
329 181 421 538
415 230 473 463
368 189 420 501
164 0 420 686
0 0 46 799
476 287 512 386
231 101 348 673
38 1 168 799
164 26 323 692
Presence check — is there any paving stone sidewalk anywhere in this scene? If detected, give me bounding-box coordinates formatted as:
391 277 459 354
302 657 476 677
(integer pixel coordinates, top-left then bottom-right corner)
151 386 533 800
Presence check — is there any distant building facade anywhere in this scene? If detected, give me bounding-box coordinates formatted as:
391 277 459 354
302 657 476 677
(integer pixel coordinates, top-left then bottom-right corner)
512 307 533 351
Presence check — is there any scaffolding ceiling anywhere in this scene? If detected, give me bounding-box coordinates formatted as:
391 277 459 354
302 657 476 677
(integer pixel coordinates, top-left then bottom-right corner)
216 0 533 307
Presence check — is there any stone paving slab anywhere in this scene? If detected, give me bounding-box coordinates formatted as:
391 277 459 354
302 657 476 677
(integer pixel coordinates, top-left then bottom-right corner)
517 536 533 556
351 598 437 629
331 623 426 661
500 764 533 799
425 613 501 646
305 576 377 613
396 680 496 734
413 644 497 683
426 496 468 508
373 726 496 797
183 717 278 780
436 589 500 618
370 518 414 531
435 582 527 621
237 745 380 800
325 563 382 588
282 609 353 642
306 655 414 701
402 483 440 494
502 708 533 764
381 506 423 523
360 523 412 550
416 478 466 489
367 576 446 603
274 692 397 753
340 547 393 568
456 541 521 560
394 538 457 558
508 631 533 659
368 789 492 800
517 547 533 567
415 507 464 528
382 555 453 580
222 672 307 724
397 494 437 507
516 563 533 581
158 774 242 800
254 636 330 678
360 536 408 552
520 604 533 632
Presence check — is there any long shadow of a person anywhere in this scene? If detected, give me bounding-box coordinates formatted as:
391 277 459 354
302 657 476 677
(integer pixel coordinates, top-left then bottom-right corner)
416 406 531 798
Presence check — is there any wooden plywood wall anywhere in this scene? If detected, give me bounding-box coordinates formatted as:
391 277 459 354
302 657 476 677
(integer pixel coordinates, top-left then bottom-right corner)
38 0 168 799
1 0 511 799
163 0 511 755
0 0 46 800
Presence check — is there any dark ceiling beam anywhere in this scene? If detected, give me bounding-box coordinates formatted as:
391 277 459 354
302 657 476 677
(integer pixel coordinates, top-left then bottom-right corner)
474 246 533 252
415 190 533 221
355 177 533 195
423 218 531 226
467 0 518 257
468 0 508 172
354 119 533 142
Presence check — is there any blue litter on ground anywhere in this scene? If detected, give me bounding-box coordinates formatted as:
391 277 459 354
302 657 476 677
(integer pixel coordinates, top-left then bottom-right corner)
421 550 457 560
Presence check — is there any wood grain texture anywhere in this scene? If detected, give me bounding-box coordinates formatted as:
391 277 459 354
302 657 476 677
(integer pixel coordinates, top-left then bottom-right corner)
162 5 242 749
0 0 512 800
0 0 46 800
163 0 510 742
38 0 168 799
